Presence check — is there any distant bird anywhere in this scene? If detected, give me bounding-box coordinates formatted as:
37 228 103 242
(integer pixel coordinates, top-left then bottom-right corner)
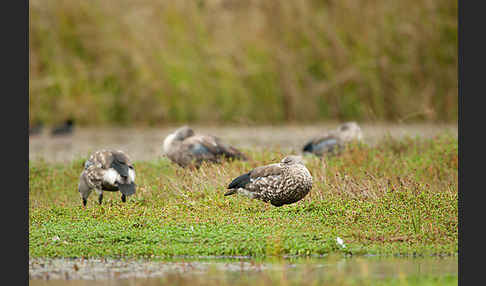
78 149 136 206
29 121 44 136
51 119 75 136
302 122 363 156
225 155 313 207
163 126 247 168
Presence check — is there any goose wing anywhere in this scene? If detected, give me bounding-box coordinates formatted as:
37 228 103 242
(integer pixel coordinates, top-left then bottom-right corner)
213 136 247 160
184 134 246 159
249 163 283 179
303 132 342 155
85 150 115 169
226 163 283 195
110 151 134 177
182 135 220 161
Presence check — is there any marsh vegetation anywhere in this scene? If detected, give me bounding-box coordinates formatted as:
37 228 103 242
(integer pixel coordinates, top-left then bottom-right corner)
29 0 457 125
30 134 457 258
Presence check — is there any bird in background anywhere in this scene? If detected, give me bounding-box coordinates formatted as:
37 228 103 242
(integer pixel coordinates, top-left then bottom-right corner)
51 118 75 136
78 149 136 206
29 120 44 136
302 122 363 156
162 126 247 168
225 155 313 207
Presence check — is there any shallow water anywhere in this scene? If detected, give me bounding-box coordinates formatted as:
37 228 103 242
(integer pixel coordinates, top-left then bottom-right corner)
29 255 458 284
29 123 457 163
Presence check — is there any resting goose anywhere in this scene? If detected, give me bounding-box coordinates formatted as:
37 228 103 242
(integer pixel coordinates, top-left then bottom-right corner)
78 149 136 206
163 126 247 168
225 155 313 207
302 122 363 156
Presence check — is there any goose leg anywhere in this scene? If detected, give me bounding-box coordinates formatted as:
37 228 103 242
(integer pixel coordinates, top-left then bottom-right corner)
121 194 126 203
93 188 103 205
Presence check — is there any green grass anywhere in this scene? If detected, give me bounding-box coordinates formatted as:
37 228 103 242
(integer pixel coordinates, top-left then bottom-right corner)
29 134 457 258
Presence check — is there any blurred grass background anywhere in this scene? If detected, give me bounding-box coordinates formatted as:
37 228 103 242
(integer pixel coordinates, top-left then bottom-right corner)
29 0 457 126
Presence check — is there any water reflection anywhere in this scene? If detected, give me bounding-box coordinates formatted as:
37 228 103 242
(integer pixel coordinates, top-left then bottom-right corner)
30 255 458 284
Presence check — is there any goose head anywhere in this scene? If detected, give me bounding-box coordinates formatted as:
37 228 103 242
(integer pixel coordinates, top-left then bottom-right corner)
163 126 195 154
281 155 306 165
338 122 363 142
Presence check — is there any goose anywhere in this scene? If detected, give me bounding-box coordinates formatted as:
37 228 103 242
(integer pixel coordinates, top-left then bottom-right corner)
78 149 136 206
51 119 75 136
162 126 247 168
225 155 313 207
302 122 363 156
29 121 44 136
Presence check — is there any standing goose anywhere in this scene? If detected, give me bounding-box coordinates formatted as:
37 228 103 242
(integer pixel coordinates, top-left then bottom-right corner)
163 126 247 168
78 149 136 206
225 155 313 207
302 122 363 156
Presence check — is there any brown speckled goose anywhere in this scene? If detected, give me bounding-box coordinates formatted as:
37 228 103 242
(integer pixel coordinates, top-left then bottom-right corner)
302 122 363 156
225 155 313 207
78 150 136 206
162 126 247 168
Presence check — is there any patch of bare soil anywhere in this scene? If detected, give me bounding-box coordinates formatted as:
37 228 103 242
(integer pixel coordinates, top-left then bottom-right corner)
29 123 457 163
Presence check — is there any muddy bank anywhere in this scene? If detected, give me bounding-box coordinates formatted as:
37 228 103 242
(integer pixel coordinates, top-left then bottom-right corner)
29 124 457 163
29 256 458 282
29 258 270 280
